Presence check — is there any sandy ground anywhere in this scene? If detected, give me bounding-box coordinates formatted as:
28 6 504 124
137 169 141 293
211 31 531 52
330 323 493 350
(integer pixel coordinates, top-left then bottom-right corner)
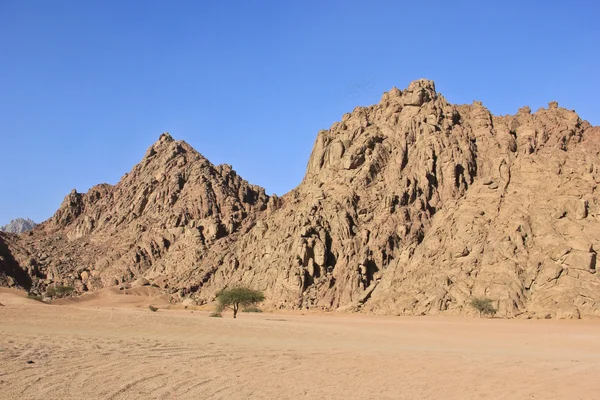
1 288 599 399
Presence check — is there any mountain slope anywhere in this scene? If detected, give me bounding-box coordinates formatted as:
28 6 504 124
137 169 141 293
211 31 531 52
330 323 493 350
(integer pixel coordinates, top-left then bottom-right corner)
7 133 268 294
0 232 32 288
3 80 599 318
154 80 600 318
366 99 600 318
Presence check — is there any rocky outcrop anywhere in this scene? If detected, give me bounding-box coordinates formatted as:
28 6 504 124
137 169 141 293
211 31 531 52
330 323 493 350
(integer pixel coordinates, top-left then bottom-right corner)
4 80 600 318
366 105 600 319
0 233 32 289
162 80 599 318
0 218 36 234
7 133 268 295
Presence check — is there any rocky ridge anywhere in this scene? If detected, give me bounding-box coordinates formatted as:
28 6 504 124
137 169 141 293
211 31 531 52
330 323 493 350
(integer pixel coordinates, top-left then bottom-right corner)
2 80 599 318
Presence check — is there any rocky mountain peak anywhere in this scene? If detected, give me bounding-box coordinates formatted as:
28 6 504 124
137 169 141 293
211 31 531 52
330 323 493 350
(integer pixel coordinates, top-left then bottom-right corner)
142 132 187 161
4 132 269 294
159 132 174 142
0 218 37 234
402 78 437 106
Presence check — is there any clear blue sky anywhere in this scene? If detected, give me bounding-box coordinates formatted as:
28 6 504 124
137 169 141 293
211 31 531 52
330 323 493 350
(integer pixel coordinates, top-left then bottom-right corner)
1 0 599 225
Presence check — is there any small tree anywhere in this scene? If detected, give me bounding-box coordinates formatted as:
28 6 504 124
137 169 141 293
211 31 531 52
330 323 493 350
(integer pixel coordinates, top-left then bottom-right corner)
470 297 497 318
215 287 265 318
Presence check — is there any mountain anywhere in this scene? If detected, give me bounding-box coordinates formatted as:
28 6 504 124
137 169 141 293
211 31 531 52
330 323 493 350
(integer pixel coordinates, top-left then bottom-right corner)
2 133 268 294
0 218 37 234
2 80 599 318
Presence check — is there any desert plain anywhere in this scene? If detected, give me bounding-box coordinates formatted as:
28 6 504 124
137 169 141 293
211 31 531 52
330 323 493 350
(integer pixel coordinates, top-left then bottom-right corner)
1 287 599 400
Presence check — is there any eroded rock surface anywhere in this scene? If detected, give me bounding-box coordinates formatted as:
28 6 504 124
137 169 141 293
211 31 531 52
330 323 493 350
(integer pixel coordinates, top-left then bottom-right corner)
6 133 268 295
4 80 600 318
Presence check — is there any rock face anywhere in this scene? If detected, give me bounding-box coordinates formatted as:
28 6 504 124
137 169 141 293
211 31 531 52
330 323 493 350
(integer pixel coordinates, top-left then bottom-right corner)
6 133 268 295
0 233 32 289
3 80 600 318
0 218 37 234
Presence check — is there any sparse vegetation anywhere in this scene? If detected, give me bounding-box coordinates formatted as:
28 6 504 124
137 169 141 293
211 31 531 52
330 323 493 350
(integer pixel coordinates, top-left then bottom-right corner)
209 312 223 318
242 306 263 313
215 287 265 318
148 305 158 312
45 285 74 298
470 297 497 317
27 293 43 302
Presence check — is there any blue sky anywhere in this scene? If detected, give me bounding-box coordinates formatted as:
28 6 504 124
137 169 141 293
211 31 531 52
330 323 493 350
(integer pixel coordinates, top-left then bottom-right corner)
1 0 599 225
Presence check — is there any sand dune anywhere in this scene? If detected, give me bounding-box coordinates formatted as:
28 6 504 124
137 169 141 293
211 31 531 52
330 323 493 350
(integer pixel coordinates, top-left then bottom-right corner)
1 289 599 399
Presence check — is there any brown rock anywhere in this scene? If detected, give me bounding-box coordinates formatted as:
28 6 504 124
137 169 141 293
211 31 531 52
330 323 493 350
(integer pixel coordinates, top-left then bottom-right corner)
132 278 150 287
3 81 600 319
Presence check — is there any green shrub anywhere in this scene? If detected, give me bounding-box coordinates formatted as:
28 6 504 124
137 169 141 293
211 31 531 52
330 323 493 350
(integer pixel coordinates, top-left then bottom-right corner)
45 285 74 298
27 293 43 302
209 312 223 318
148 305 158 312
215 287 265 319
470 297 497 317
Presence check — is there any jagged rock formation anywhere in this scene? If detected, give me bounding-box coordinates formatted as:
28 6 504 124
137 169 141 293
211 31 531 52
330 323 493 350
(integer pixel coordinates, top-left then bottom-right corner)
0 218 36 234
5 133 268 294
3 80 600 318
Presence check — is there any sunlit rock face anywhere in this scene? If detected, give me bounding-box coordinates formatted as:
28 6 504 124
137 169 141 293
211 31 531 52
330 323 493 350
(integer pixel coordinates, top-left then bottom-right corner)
4 80 600 319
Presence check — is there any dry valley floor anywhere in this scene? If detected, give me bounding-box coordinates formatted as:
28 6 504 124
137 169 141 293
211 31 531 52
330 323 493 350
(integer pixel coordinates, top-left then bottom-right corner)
1 288 599 399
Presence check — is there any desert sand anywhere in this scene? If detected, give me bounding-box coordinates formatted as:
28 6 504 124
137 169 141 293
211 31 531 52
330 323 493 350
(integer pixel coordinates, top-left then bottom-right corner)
1 288 599 400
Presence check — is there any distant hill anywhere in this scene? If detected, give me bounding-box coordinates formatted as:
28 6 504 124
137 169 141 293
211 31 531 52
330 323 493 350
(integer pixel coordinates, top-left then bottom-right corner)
0 218 37 234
